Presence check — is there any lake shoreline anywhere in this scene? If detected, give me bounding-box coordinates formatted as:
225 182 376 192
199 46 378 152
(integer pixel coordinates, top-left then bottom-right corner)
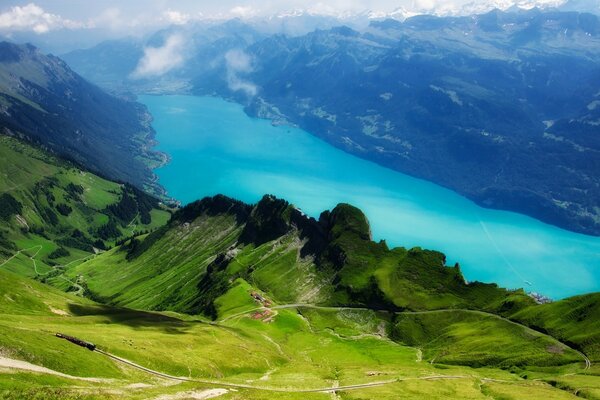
143 94 600 300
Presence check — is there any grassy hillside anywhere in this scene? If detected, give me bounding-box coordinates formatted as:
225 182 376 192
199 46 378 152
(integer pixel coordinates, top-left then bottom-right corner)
65 194 600 373
392 310 581 367
0 41 166 194
71 194 534 316
0 135 170 282
1 268 598 400
510 293 600 361
0 143 598 398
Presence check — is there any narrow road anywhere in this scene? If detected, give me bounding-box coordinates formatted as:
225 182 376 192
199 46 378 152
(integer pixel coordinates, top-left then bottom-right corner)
29 246 43 275
0 356 112 383
127 212 139 236
221 303 591 370
94 348 466 393
0 245 42 272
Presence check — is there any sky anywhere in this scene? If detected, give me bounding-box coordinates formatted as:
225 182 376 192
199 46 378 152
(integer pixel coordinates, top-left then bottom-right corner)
0 0 409 37
0 0 586 36
1 0 598 53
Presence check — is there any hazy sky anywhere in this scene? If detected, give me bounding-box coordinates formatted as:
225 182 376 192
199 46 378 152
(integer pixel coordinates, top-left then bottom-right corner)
1 0 443 22
0 0 574 36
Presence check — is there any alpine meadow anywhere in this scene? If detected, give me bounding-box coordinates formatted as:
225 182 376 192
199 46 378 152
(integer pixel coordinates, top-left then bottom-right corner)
0 1 599 399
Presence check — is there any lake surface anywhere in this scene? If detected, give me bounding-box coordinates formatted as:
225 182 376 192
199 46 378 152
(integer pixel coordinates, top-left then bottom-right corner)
142 94 600 299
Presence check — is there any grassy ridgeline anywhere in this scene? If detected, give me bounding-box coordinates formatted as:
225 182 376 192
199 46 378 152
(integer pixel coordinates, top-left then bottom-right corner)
69 193 599 370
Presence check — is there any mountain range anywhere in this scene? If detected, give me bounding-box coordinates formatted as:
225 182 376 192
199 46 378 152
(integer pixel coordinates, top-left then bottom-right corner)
63 8 600 235
0 7 599 399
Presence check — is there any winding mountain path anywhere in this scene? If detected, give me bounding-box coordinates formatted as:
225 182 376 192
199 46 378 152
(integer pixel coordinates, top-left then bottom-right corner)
29 246 43 275
93 348 468 393
221 303 591 371
0 356 113 383
0 245 46 275
0 245 42 269
1 245 97 295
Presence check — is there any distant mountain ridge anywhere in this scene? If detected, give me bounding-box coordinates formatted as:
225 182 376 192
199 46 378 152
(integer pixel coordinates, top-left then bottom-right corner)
0 41 166 196
62 9 600 235
199 9 600 235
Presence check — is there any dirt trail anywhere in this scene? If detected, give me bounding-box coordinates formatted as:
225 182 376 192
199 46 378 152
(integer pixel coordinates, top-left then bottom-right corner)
1 348 569 396
94 348 465 393
153 389 228 400
3 333 575 395
236 304 592 371
29 246 43 274
0 245 42 269
0 356 113 383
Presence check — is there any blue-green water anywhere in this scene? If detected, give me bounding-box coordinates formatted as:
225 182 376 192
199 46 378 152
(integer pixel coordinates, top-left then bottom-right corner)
142 94 600 299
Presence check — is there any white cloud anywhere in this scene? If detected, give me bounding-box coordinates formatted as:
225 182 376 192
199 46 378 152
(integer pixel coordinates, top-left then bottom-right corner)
0 0 583 38
224 49 257 96
0 3 84 34
230 5 259 18
131 34 186 79
225 49 253 72
163 9 191 25
88 7 124 31
228 78 258 96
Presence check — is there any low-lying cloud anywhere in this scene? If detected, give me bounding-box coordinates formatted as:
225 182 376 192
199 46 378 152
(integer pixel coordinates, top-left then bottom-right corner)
131 34 185 79
229 6 259 18
224 49 258 96
163 9 191 25
0 3 84 34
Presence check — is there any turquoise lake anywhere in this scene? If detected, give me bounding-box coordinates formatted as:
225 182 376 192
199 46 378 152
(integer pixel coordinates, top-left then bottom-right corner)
142 94 600 299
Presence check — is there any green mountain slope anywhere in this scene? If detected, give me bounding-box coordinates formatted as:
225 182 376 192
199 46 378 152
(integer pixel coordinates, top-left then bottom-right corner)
0 135 170 282
0 42 165 195
0 135 598 398
392 310 581 367
1 267 599 400
510 293 600 361
67 193 600 368
72 194 533 316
